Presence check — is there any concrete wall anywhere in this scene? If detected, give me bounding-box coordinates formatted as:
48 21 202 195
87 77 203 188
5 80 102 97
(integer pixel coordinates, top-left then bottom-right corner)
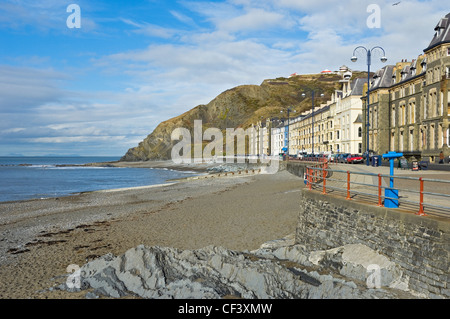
296 189 450 298
284 161 305 178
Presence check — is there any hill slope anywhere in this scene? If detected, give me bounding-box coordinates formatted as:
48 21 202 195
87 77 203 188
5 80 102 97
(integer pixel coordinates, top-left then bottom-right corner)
120 73 352 161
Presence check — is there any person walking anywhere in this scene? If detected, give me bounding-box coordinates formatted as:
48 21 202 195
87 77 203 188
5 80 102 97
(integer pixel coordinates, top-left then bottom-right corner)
439 151 444 164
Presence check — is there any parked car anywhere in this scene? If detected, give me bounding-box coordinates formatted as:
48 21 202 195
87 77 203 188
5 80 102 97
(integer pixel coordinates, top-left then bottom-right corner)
363 150 376 160
330 154 339 163
338 153 351 163
346 154 364 164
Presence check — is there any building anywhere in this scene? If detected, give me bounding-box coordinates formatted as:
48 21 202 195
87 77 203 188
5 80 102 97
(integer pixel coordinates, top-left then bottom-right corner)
363 12 450 162
362 64 396 156
293 104 331 155
421 13 450 161
250 118 284 157
271 121 287 156
331 76 366 154
250 13 450 161
251 68 365 158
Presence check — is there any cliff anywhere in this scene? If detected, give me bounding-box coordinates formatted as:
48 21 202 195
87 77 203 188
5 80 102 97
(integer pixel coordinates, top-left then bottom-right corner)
120 73 349 161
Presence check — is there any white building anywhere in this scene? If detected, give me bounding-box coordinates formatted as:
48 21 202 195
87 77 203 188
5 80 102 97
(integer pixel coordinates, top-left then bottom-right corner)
271 122 287 156
332 76 365 154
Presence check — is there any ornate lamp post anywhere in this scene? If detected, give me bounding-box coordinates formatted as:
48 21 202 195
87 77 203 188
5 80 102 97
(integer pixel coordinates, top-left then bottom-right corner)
351 46 387 165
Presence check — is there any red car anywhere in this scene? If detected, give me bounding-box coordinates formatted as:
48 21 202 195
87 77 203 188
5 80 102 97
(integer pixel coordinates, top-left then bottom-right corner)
346 154 363 164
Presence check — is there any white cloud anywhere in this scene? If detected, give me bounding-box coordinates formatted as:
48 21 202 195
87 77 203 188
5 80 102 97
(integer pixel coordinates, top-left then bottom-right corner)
170 10 197 26
215 8 289 33
121 18 180 39
0 0 98 33
1 0 449 156
0 65 69 112
27 135 126 144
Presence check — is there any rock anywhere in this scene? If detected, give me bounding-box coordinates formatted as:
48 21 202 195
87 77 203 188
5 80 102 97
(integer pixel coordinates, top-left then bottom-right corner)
61 238 418 299
308 244 408 290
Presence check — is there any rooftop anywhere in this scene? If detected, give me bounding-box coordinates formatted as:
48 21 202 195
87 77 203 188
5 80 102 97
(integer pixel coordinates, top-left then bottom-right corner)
424 12 450 52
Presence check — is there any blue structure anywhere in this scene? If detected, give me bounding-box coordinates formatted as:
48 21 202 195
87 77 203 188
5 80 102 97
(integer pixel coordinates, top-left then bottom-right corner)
382 152 403 208
284 124 289 154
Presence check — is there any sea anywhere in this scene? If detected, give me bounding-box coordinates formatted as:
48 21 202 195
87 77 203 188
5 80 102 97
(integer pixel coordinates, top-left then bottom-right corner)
0 156 199 203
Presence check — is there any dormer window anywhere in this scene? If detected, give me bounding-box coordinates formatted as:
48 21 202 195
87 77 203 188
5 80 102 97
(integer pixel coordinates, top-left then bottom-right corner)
421 59 427 72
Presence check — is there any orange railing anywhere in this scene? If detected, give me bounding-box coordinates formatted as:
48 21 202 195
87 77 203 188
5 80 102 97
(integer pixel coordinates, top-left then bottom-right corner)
305 166 450 218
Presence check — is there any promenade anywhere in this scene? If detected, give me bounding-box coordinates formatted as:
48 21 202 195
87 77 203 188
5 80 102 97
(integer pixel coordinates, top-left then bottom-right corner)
305 161 450 218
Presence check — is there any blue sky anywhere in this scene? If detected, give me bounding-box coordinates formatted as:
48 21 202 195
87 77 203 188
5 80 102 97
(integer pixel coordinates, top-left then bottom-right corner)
0 0 448 156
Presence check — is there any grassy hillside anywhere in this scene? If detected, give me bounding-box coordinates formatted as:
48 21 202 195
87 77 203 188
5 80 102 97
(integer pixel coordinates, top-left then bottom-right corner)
121 72 364 161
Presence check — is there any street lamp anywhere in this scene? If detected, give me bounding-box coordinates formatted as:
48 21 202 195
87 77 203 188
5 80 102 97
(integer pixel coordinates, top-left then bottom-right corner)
302 91 324 156
281 107 296 158
351 46 387 165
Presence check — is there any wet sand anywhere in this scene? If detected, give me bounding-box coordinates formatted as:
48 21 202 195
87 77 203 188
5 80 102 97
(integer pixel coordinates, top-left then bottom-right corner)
0 167 303 299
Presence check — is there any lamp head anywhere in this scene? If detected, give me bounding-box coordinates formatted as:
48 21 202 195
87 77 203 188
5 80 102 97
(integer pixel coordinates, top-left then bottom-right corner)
351 56 357 63
380 56 387 63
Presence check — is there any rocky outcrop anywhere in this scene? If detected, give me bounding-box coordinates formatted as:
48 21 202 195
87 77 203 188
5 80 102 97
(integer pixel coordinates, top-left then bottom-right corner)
62 235 418 299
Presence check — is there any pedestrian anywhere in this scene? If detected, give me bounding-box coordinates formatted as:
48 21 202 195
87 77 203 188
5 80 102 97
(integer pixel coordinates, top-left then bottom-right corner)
439 151 444 164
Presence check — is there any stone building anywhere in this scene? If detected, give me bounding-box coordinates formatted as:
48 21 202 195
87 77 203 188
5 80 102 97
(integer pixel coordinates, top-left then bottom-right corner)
293 104 330 155
363 12 450 162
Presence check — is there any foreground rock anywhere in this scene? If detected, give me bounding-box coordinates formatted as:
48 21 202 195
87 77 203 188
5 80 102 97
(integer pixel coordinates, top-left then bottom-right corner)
61 236 419 299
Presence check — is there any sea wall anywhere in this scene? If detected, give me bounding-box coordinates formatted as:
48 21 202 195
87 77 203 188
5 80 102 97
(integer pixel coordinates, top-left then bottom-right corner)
296 189 450 298
284 161 305 178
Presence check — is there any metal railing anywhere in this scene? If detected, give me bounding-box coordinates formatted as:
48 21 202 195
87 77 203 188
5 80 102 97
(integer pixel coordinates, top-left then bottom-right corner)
305 165 450 218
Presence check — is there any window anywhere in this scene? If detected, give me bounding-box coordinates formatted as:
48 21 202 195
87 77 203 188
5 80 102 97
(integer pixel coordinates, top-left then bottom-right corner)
399 104 406 126
423 94 428 119
430 125 435 149
391 132 395 152
392 106 396 127
433 92 438 117
358 143 362 153
447 128 450 147
373 107 378 128
400 130 404 151
409 102 415 124
410 130 414 152
358 127 362 137
421 128 427 150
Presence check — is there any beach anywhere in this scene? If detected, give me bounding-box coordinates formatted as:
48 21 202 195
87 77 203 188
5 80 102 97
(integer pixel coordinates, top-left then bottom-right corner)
0 163 303 299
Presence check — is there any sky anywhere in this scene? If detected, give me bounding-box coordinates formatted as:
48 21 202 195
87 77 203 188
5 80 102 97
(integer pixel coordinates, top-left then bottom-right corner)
0 0 448 156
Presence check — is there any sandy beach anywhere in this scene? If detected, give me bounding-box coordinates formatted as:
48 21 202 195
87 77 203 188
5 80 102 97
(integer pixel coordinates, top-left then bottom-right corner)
0 163 303 299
